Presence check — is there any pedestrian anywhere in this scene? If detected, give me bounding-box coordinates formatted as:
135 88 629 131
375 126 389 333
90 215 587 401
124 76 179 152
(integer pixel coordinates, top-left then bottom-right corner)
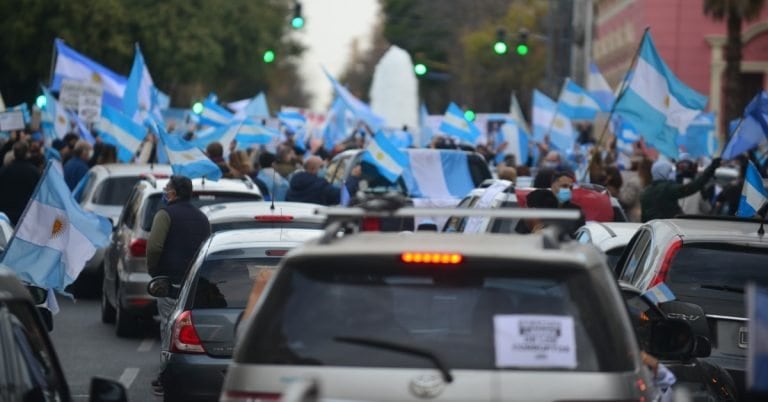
206 141 235 178
63 140 92 190
274 145 300 179
257 152 289 201
0 141 41 226
285 156 340 205
146 175 211 397
640 158 721 222
515 189 560 234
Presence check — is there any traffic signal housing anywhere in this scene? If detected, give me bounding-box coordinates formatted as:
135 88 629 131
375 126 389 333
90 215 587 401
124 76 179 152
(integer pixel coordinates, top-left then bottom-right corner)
516 29 529 56
493 28 507 55
263 50 276 63
192 102 204 115
291 2 304 29
414 63 428 76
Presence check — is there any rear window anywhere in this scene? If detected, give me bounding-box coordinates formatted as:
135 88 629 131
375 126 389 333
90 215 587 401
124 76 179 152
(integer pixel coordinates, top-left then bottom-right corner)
141 192 262 231
212 221 323 233
92 177 143 205
192 252 283 309
241 259 634 372
667 243 768 315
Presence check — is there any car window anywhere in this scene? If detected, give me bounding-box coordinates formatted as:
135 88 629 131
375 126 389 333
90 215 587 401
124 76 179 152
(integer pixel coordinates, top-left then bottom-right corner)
618 230 651 283
141 192 263 231
92 176 144 206
488 200 521 234
80 172 99 203
242 259 635 373
605 246 625 271
211 220 323 233
121 189 141 229
192 253 283 309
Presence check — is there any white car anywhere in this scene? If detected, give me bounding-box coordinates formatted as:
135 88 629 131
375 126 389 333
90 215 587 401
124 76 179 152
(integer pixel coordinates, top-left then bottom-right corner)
575 222 641 272
199 201 325 233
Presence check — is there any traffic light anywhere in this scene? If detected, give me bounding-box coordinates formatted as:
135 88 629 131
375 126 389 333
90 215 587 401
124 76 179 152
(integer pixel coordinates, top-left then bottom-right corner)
493 28 507 55
414 63 428 76
192 102 204 115
35 94 46 109
263 49 276 63
516 29 529 56
291 2 304 29
464 109 476 122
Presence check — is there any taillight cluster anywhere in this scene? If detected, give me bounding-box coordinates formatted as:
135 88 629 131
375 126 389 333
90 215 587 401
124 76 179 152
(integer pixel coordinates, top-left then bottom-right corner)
171 310 205 354
648 238 683 288
129 238 147 257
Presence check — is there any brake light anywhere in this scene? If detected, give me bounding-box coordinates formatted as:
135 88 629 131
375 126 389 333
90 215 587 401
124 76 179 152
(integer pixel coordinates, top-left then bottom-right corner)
361 217 381 231
648 238 683 288
265 249 288 257
222 391 281 402
171 310 205 354
401 252 463 264
254 215 294 222
129 238 147 257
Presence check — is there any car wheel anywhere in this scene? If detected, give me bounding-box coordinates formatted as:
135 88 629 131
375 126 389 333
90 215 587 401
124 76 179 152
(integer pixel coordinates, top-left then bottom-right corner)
100 282 116 324
115 300 141 338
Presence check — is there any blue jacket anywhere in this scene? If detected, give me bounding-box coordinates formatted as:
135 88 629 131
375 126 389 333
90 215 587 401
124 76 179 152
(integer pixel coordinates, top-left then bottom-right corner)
63 158 89 190
286 172 340 206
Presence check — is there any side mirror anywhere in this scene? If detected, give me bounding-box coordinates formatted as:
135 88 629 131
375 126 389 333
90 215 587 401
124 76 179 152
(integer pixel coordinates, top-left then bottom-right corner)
649 319 695 360
89 377 128 402
26 285 48 305
37 307 53 332
147 276 172 298
658 300 710 340
691 335 712 358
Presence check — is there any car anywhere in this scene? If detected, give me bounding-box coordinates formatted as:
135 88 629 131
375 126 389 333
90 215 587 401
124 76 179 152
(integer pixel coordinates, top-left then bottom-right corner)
221 208 697 402
102 175 263 337
147 228 322 402
615 216 768 398
0 267 128 402
198 201 325 233
575 222 641 271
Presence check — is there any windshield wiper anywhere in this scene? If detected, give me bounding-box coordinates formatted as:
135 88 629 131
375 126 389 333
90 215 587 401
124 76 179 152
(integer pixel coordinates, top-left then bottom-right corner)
700 284 744 293
334 336 453 383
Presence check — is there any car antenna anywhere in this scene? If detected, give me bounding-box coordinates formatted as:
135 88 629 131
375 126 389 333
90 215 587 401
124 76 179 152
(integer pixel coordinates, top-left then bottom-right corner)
270 168 277 211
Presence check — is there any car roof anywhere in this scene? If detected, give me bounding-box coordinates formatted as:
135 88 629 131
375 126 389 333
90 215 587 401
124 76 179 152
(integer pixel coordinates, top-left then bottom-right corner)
582 222 642 250
205 228 323 253
139 177 262 195
649 218 768 243
91 163 173 177
0 268 34 302
200 201 324 223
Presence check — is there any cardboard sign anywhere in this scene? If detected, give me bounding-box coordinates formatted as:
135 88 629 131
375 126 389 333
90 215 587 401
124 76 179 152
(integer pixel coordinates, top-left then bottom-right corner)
59 79 103 124
494 314 577 368
0 110 25 131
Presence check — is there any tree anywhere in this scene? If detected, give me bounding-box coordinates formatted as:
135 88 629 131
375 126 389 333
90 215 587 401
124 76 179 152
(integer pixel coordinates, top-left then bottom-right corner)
704 0 766 129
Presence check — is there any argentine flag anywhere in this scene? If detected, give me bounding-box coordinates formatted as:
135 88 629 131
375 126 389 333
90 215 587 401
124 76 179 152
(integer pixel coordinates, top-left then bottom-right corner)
402 149 476 199
97 105 147 162
324 67 386 131
363 132 408 183
123 44 156 124
419 103 433 148
614 31 707 159
722 91 768 160
613 116 641 155
40 86 69 141
558 79 603 121
438 102 480 144
234 120 279 147
52 38 127 109
495 119 529 166
69 111 96 145
232 92 270 120
679 112 718 158
587 62 615 111
0 161 111 293
323 97 349 152
277 111 307 133
198 96 234 127
156 123 222 181
643 283 676 305
532 89 576 152
509 93 530 133
737 161 768 217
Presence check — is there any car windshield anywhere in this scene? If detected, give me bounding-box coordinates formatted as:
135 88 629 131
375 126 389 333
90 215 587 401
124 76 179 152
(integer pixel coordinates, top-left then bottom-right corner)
192 253 283 309
211 220 323 233
92 177 144 206
240 259 634 372
667 243 768 316
141 192 263 231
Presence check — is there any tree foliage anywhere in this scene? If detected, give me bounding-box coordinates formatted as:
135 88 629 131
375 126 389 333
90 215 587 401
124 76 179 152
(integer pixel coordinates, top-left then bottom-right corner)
0 0 309 108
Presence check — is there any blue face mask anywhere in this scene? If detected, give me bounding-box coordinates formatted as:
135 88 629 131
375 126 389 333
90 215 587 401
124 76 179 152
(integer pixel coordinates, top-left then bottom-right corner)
557 188 572 204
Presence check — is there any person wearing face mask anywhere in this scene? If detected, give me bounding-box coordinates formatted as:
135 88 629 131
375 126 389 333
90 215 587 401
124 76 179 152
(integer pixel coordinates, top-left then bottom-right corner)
640 157 721 222
63 140 92 190
549 170 585 237
285 156 340 205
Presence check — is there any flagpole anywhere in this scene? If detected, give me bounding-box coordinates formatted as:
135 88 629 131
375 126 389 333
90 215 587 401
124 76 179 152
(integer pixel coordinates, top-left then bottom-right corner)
48 40 58 88
718 117 746 158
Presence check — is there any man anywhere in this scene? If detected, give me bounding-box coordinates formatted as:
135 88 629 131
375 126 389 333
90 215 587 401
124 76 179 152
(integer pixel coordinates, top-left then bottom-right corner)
257 152 289 201
516 189 560 234
285 156 340 205
0 141 41 225
206 141 235 178
550 170 586 234
146 175 211 396
63 140 92 190
641 158 721 222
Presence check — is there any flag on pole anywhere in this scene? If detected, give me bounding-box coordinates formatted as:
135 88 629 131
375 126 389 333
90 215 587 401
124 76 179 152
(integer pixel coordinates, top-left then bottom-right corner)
509 93 529 133
736 161 768 217
198 95 234 127
69 111 96 145
323 67 386 131
40 86 70 141
156 122 222 180
96 104 147 162
722 91 768 160
587 62 615 111
232 92 270 120
438 102 480 144
614 31 707 159
122 44 156 124
642 283 676 305
362 132 408 183
532 89 576 152
52 38 127 109
679 112 718 159
558 79 603 121
323 97 349 152
494 118 529 165
0 161 111 293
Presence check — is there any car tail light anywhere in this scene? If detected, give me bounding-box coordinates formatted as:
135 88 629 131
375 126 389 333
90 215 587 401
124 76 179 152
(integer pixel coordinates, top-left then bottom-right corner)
265 249 288 257
361 217 381 231
221 391 281 402
648 238 683 288
171 310 205 354
129 238 147 257
254 215 294 222
401 252 463 264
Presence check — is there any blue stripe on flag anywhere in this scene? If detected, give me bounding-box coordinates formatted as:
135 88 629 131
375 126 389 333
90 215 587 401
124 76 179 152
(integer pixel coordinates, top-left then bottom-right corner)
737 161 768 217
643 283 676 305
440 151 475 198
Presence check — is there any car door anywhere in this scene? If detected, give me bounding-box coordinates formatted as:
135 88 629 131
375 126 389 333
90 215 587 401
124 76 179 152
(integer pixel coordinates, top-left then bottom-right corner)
106 188 140 299
617 229 652 283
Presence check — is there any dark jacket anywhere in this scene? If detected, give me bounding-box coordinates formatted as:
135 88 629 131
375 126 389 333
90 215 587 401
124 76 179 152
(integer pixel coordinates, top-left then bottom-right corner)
561 201 586 237
285 172 340 205
641 166 716 222
147 200 211 285
63 157 89 190
0 159 41 225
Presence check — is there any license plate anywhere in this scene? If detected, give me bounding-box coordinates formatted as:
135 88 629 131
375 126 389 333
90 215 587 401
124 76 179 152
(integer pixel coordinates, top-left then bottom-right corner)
738 327 748 349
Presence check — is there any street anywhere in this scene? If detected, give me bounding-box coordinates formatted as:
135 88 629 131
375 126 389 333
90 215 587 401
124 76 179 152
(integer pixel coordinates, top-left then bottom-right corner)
51 296 160 402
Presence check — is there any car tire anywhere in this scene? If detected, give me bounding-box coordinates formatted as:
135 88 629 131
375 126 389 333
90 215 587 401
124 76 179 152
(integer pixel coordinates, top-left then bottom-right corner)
100 284 116 324
115 302 141 338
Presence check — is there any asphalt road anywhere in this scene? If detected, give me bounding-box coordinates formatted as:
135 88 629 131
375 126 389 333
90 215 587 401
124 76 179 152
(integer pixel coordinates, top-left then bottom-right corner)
51 296 161 402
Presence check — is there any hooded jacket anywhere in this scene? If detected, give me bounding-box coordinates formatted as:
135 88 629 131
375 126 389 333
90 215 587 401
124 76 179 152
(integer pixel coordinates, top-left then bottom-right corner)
285 171 340 205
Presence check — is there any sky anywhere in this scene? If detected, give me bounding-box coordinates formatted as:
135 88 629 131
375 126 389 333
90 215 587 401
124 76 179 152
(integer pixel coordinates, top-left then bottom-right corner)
295 0 380 112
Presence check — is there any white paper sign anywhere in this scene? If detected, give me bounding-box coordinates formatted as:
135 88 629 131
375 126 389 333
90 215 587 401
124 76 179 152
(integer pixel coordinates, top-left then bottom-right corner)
493 314 577 368
0 111 25 131
59 79 103 123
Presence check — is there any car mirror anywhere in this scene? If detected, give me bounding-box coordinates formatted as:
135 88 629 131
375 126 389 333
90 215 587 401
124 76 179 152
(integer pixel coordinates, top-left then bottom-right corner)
691 335 712 358
37 307 53 332
89 377 127 402
26 285 48 305
649 319 695 360
658 300 710 340
147 276 171 298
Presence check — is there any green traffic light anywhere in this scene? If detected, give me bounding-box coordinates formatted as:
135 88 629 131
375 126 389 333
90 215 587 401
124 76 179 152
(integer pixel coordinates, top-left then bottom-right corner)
493 41 508 55
414 63 427 76
263 50 276 63
291 17 304 29
36 95 47 109
516 44 529 56
464 109 476 122
192 102 204 115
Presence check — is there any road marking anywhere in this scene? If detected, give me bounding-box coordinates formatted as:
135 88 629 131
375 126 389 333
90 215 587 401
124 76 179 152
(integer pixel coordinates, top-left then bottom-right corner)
118 367 140 389
137 338 155 352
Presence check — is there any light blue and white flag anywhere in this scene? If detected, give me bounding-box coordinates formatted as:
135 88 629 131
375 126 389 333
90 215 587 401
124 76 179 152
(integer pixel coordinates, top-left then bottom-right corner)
234 120 279 147
97 104 146 162
323 67 386 131
384 129 413 149
52 38 127 109
323 97 349 152
277 111 307 133
122 44 156 124
613 116 641 155
532 89 576 152
643 282 676 305
40 86 69 141
737 161 768 217
0 161 111 293
722 91 768 160
558 79 603 121
402 149 475 199
438 102 481 144
195 119 278 158
232 92 270 120
156 123 222 180
69 111 96 145
614 31 707 159
587 62 615 112
198 95 234 127
509 93 530 133
679 112 718 159
494 118 530 166
747 283 768 393
362 132 408 183
419 103 433 148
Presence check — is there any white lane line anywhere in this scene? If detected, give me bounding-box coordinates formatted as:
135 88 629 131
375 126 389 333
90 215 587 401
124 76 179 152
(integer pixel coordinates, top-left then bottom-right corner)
118 367 140 389
137 338 155 352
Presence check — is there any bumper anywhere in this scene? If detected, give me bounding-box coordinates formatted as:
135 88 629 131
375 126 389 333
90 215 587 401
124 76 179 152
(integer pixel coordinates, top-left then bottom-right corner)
119 272 156 315
163 353 229 401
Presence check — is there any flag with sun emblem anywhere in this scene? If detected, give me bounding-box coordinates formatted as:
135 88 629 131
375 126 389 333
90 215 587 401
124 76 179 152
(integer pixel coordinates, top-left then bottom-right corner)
0 161 111 293
362 132 408 183
614 30 707 159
